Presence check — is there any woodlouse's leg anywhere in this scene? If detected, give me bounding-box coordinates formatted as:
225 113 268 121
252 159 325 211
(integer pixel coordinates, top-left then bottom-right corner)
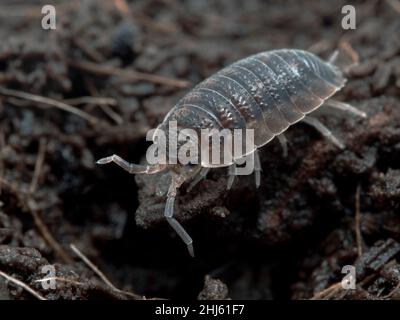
254 150 262 188
324 100 367 118
227 164 236 190
97 154 165 174
164 182 194 257
227 152 261 189
187 167 210 192
277 134 288 158
302 116 345 149
328 50 339 64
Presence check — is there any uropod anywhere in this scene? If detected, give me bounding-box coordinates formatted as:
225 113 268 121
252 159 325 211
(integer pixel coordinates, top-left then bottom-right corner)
97 48 366 256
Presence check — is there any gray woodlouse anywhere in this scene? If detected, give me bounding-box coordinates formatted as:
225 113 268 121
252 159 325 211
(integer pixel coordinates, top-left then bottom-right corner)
97 48 366 257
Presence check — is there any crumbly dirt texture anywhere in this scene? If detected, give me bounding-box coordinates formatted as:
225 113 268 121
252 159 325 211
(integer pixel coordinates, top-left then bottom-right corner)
0 0 399 300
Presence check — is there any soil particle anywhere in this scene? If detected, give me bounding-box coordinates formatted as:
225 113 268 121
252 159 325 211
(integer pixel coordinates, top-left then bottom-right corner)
198 275 229 300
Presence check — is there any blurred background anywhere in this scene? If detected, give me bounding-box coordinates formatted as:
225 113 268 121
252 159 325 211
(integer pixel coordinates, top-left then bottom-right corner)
0 0 399 300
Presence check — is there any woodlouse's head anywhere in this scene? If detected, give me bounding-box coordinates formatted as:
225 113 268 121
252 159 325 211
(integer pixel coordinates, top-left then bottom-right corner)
149 162 203 200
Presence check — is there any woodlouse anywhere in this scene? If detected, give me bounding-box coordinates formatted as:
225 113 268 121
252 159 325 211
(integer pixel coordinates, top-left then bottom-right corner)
97 48 366 256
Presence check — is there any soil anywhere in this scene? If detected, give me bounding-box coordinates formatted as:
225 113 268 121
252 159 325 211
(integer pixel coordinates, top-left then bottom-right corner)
0 0 399 300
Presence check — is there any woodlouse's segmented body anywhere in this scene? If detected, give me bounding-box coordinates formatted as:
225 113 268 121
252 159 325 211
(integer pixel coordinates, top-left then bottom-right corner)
156 49 346 165
98 48 364 257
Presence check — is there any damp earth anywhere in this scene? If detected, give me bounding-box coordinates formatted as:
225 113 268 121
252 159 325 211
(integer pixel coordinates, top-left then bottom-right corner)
0 0 400 300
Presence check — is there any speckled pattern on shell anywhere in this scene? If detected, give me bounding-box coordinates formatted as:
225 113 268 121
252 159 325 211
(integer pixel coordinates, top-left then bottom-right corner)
155 49 346 165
